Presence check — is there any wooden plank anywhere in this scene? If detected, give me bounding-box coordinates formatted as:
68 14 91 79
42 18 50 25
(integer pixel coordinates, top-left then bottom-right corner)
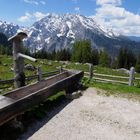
0 79 14 84
135 77 140 80
0 70 84 126
84 72 129 79
4 72 69 100
94 77 128 84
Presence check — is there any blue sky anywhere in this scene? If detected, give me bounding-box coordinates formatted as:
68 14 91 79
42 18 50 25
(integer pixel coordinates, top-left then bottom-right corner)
0 0 140 36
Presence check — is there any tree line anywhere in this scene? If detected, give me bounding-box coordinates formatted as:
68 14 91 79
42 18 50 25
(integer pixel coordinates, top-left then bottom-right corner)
33 40 140 73
0 33 12 55
71 40 140 73
0 32 140 73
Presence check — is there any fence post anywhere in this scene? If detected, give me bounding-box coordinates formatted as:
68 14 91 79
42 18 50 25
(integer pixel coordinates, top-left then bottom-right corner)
8 32 27 88
89 64 93 80
129 67 135 86
37 66 42 82
59 66 63 73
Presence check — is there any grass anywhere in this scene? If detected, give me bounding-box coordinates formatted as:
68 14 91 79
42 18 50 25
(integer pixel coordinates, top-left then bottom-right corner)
0 55 63 80
82 77 140 94
1 55 140 80
1 55 140 94
66 62 89 72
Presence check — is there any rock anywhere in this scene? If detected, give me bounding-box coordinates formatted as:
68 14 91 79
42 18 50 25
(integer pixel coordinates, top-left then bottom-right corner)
25 64 36 71
66 90 82 99
59 61 69 65
63 65 66 68
116 68 129 74
3 63 8 66
85 63 90 65
10 67 14 71
75 62 80 65
40 61 44 64
48 61 52 66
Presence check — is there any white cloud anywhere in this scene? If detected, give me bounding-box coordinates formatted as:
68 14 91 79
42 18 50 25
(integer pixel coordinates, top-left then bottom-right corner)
18 12 32 22
74 7 80 12
23 0 46 5
93 0 140 36
23 0 39 5
96 0 122 6
40 1 46 5
18 12 47 23
33 12 47 20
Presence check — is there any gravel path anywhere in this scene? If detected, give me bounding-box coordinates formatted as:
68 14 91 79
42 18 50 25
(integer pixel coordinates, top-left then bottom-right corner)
22 88 140 140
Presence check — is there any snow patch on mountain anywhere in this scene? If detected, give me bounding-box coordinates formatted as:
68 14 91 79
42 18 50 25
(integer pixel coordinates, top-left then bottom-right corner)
1 13 139 55
24 13 117 52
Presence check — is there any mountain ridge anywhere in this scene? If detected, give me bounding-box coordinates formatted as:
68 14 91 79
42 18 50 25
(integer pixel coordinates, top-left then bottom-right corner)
0 13 140 55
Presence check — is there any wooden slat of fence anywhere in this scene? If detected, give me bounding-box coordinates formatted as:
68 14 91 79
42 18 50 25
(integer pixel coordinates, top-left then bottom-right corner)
135 77 140 80
0 70 60 85
94 73 129 79
94 77 128 84
0 79 14 84
84 72 129 79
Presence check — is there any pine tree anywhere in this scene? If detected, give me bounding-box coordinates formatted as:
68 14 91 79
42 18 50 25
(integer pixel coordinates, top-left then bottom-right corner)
99 49 110 67
71 40 92 63
135 52 140 73
0 33 12 55
117 47 136 69
117 47 125 68
91 49 99 65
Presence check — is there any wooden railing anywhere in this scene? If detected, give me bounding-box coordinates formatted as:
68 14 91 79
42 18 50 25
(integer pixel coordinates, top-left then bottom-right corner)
0 70 60 85
86 64 140 86
85 72 129 84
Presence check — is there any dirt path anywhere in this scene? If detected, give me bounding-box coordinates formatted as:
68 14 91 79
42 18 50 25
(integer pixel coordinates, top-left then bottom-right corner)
21 88 140 140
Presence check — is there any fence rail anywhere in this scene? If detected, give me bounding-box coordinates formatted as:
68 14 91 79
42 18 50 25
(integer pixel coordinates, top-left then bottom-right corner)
85 72 129 79
86 64 140 86
63 67 140 86
0 70 60 85
93 77 128 85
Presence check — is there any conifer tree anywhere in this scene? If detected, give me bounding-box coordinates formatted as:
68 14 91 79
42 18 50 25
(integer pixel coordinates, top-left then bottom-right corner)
91 49 99 65
71 40 92 63
135 52 140 73
117 47 136 69
99 49 110 67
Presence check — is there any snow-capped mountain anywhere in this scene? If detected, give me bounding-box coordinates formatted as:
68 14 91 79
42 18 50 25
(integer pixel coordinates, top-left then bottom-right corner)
26 13 114 52
0 20 20 37
24 13 140 54
0 13 140 55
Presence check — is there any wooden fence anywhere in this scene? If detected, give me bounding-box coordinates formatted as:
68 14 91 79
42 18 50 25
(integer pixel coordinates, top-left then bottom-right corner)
87 64 140 86
0 70 60 85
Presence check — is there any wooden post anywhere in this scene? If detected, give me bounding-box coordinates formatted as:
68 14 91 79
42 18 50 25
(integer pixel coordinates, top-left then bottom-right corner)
89 64 93 80
37 66 42 82
59 66 63 73
129 67 135 86
8 32 37 88
8 32 27 88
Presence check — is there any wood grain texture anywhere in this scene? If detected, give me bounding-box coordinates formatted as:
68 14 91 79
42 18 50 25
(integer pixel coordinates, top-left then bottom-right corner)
0 70 84 126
